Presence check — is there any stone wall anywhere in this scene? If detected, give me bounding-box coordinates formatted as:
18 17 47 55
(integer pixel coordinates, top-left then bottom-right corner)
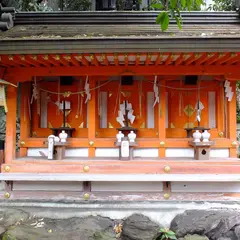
0 208 239 240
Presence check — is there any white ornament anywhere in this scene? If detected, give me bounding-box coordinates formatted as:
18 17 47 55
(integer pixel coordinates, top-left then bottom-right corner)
84 76 91 104
202 130 210 142
59 130 68 143
116 131 124 142
193 130 202 142
128 131 136 142
153 75 159 107
54 136 60 142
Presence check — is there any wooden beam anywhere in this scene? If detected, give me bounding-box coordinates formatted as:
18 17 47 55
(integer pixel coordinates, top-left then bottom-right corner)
3 161 240 174
158 79 166 158
20 55 40 67
19 82 31 157
5 65 240 78
135 53 140 66
5 82 17 164
52 54 69 66
88 77 96 157
226 54 240 66
227 81 237 157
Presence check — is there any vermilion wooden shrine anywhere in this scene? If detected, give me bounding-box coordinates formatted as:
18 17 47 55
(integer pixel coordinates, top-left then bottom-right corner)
0 9 240 201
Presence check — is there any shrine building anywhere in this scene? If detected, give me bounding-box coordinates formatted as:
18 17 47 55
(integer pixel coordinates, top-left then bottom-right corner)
0 7 240 202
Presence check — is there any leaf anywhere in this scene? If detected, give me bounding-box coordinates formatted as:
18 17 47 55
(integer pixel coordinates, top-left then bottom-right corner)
166 231 176 236
170 0 177 8
168 235 177 240
161 234 166 240
170 9 175 18
151 3 164 9
186 0 193 10
156 12 169 32
181 0 186 8
159 228 166 232
175 16 182 30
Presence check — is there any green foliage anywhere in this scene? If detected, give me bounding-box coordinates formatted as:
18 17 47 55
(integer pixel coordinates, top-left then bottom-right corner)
157 228 177 240
152 0 205 31
62 0 92 11
207 0 236 11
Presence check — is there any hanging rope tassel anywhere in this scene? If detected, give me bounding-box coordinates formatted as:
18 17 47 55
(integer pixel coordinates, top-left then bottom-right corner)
153 75 159 107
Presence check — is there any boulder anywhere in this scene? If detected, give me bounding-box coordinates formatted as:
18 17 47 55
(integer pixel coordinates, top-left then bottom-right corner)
182 234 209 240
121 214 161 240
234 225 240 239
171 210 240 240
2 215 116 240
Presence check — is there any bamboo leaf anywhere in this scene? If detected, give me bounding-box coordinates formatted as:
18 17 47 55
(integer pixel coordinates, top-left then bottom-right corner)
181 0 186 8
170 0 177 8
175 16 182 30
151 3 164 9
157 12 169 32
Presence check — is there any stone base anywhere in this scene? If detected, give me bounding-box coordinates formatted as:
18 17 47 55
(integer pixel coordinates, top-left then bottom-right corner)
189 141 215 160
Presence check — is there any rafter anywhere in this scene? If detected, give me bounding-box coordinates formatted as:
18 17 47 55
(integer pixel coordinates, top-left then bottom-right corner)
215 53 232 65
30 55 50 67
226 54 240 66
101 54 109 66
51 55 69 66
17 55 39 67
63 54 80 66
155 53 163 66
184 53 198 65
7 55 28 67
194 53 212 65
135 53 140 66
204 53 220 65
145 53 152 66
164 54 173 66
114 53 119 66
124 54 129 66
89 54 99 66
74 54 89 66
175 54 185 66
39 55 59 67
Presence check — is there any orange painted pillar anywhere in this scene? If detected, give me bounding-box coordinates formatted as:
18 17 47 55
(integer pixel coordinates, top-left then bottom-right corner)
227 81 237 158
88 77 96 158
158 79 166 158
217 82 225 137
19 82 31 157
5 85 17 163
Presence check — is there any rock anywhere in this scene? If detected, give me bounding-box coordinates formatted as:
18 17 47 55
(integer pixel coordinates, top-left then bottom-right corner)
0 209 29 228
183 234 209 240
234 225 240 239
2 216 116 240
121 214 160 240
170 210 240 240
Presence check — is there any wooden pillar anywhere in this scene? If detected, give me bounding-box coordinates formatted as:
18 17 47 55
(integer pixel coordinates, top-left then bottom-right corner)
88 77 96 158
158 79 166 158
227 81 237 158
217 82 225 137
5 85 17 163
19 82 31 157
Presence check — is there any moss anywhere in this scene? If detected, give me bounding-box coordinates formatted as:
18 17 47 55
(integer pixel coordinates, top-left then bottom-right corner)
2 232 17 240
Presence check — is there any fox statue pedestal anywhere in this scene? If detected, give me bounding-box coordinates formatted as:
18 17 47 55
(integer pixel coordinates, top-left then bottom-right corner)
189 141 215 160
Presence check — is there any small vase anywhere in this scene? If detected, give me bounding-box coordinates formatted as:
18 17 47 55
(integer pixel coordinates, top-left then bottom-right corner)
193 130 201 142
128 131 136 142
116 131 124 142
59 130 68 143
202 130 210 142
